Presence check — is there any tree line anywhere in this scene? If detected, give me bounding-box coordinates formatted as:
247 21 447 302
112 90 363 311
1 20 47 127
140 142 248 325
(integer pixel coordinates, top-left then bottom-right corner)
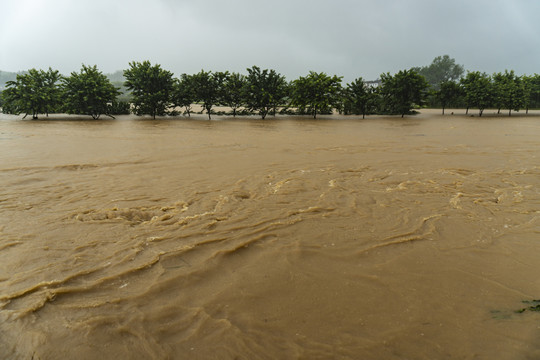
435 70 540 116
2 56 540 120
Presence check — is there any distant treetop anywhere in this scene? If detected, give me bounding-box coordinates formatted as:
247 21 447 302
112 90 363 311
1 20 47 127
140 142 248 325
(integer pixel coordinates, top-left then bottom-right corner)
412 55 465 89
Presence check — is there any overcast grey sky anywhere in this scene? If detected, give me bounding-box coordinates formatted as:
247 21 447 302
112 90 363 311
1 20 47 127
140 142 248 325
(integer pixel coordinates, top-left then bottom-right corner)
1 0 539 82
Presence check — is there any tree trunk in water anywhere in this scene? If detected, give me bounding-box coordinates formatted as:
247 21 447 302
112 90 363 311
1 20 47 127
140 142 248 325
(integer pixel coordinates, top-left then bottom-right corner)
466 107 469 115
479 109 484 117
442 106 445 115
509 109 512 116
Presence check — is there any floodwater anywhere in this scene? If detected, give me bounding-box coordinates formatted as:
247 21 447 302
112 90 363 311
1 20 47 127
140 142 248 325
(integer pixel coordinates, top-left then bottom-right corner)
1 110 540 359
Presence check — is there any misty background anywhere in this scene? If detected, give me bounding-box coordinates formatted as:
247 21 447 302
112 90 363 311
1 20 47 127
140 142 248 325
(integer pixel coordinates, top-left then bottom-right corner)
1 0 539 82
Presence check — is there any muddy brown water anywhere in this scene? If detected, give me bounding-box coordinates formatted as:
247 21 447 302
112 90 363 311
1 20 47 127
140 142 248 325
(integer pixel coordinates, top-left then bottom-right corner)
1 110 540 359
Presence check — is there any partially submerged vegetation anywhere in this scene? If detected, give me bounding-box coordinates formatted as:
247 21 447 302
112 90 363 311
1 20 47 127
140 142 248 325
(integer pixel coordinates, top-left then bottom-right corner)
1 56 540 120
516 300 540 314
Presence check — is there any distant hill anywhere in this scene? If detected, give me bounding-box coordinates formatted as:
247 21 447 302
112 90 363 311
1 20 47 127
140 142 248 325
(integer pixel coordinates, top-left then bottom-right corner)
106 70 125 83
0 70 21 90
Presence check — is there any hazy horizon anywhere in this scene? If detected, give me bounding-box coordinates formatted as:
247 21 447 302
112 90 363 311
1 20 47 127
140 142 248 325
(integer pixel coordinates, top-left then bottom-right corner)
2 0 540 83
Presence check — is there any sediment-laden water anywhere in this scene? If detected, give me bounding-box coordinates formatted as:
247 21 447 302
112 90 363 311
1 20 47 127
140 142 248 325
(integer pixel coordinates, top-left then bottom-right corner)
1 111 540 359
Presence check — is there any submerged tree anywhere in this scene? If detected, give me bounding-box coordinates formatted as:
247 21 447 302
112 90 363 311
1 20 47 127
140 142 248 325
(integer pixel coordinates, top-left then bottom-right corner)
460 71 492 116
1 68 62 119
491 71 506 114
221 72 247 117
497 70 525 116
343 77 378 118
436 80 463 115
191 70 228 120
63 65 120 119
379 69 429 117
244 66 288 119
523 74 540 113
124 61 174 119
290 71 342 119
172 74 197 117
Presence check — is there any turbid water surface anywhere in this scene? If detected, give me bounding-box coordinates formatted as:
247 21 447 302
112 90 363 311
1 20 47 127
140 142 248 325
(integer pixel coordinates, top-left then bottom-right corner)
1 111 540 359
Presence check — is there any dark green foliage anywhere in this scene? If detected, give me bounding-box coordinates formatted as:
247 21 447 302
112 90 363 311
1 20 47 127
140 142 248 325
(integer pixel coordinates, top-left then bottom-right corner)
7 59 540 120
244 66 288 119
107 100 131 115
343 77 378 118
436 81 463 114
499 70 525 116
191 70 228 120
491 72 506 113
172 74 196 117
124 61 174 119
491 70 525 115
63 65 120 119
222 72 247 117
526 74 540 110
2 68 62 119
413 55 465 90
460 71 492 116
379 69 429 117
290 71 342 119
516 300 540 313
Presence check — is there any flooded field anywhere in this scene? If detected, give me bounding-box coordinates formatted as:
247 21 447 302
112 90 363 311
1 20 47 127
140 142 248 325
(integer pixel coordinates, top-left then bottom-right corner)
1 110 540 359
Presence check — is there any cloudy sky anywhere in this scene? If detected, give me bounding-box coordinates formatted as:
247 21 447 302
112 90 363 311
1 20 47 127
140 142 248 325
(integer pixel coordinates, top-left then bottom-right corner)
1 0 539 82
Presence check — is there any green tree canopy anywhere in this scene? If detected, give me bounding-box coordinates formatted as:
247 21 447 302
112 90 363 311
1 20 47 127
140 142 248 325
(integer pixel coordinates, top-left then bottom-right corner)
494 70 525 116
523 74 540 113
244 66 288 119
192 70 228 120
380 69 429 117
63 64 120 119
343 77 378 118
460 71 492 116
290 71 342 119
172 73 197 117
436 80 463 115
1 68 62 119
124 61 174 119
221 72 247 117
413 55 465 90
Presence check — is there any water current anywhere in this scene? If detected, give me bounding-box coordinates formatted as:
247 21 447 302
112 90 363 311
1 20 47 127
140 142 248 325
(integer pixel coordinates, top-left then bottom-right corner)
1 110 540 359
